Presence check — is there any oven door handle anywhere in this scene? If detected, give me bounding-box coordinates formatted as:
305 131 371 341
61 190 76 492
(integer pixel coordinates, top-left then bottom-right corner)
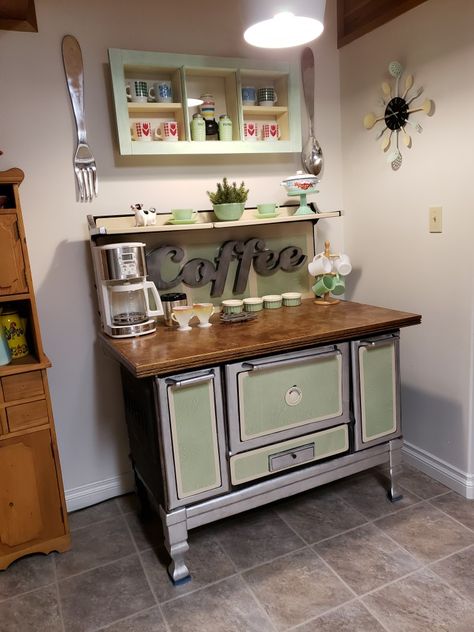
358 333 399 348
165 373 214 388
242 348 340 372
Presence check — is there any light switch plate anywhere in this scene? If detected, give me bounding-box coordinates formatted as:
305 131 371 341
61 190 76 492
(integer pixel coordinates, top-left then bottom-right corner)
429 206 442 233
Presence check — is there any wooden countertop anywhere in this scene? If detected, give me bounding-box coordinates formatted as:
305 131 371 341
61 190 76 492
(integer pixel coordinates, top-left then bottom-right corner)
100 299 421 379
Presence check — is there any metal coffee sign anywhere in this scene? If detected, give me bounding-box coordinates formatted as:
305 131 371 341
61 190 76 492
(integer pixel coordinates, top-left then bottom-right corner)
148 238 307 297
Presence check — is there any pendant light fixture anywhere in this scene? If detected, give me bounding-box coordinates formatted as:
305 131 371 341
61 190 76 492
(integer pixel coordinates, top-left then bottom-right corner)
242 0 325 49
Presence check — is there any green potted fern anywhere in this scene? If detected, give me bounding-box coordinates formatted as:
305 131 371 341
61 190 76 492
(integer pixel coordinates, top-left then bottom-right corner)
207 177 249 221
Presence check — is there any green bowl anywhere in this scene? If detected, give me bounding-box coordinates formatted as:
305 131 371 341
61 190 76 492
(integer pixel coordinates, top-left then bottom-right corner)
213 203 245 221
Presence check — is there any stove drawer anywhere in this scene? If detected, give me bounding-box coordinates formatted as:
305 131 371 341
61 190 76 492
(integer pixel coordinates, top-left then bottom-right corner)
230 424 349 485
226 344 350 453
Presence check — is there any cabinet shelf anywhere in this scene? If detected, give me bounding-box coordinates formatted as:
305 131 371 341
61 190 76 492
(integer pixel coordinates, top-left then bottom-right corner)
109 49 301 156
0 353 51 379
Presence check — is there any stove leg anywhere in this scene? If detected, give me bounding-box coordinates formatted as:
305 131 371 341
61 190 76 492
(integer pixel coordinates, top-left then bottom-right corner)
159 507 191 585
388 439 403 502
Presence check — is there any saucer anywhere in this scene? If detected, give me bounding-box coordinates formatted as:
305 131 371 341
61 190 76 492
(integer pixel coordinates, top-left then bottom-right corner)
255 212 280 219
168 218 198 225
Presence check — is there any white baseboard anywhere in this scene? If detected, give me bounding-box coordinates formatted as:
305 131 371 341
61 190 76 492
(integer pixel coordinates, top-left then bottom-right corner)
403 442 474 499
65 471 135 513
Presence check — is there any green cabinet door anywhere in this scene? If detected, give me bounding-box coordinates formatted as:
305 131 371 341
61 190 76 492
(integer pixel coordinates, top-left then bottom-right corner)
157 370 229 509
352 336 401 449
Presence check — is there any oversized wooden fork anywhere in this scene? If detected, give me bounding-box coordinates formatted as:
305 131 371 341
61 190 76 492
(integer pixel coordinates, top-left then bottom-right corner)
62 35 98 202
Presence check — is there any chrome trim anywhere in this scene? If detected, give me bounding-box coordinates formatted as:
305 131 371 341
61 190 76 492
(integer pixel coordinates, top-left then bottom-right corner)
241 346 338 372
104 320 156 338
165 373 215 388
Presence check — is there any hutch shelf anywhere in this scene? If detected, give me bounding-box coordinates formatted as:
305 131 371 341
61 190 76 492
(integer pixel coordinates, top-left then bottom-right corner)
108 49 301 155
0 168 70 570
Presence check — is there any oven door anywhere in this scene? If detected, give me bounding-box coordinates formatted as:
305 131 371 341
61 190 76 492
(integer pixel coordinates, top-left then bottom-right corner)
225 344 350 454
352 333 401 451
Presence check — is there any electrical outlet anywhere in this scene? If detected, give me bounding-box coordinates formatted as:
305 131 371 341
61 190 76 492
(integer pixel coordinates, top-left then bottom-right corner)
429 206 442 233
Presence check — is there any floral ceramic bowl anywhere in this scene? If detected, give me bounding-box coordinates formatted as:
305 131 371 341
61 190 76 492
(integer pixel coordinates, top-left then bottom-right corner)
280 170 319 196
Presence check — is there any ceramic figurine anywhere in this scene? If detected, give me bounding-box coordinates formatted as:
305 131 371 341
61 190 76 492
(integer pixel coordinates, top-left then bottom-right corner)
132 204 157 226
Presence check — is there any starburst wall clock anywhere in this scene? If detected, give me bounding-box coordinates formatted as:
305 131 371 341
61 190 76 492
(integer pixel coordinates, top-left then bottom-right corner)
363 61 434 170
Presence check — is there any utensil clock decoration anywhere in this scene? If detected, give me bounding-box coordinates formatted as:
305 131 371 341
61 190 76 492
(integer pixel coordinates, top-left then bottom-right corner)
364 61 434 170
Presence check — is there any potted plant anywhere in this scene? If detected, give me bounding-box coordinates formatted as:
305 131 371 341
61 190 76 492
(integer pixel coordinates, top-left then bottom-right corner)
207 177 249 221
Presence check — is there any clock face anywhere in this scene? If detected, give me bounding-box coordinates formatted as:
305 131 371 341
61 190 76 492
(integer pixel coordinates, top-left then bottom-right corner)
384 97 409 131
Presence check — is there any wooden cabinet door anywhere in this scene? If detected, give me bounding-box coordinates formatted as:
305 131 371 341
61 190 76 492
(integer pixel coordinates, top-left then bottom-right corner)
0 213 28 295
0 430 65 551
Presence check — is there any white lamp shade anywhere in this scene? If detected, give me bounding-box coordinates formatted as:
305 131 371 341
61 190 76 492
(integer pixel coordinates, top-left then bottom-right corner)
242 0 325 48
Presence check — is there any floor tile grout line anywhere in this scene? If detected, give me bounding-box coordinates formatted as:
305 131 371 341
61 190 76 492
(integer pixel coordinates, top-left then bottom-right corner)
368 519 425 567
52 555 66 632
361 596 396 632
55 551 141 583
211 533 241 574
67 511 127 534
426 499 474 533
239 572 280 632
121 511 173 632
285 597 392 632
89 604 161 632
0 579 58 605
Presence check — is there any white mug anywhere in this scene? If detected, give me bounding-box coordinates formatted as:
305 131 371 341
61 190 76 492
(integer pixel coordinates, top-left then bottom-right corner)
126 80 150 103
171 306 194 331
193 303 215 328
131 121 153 142
261 123 280 141
150 80 173 103
308 254 332 277
333 254 352 276
243 121 258 141
155 120 179 142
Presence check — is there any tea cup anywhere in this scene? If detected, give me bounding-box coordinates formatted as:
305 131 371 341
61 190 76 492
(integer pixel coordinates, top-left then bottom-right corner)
331 275 346 296
193 303 215 328
171 208 196 221
171 306 194 331
256 203 279 216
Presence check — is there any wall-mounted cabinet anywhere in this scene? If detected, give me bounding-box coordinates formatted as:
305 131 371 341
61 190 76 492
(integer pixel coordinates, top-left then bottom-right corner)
108 49 301 156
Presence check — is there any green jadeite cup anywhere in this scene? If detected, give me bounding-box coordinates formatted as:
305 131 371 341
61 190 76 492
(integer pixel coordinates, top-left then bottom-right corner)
171 208 195 220
312 275 336 297
331 275 346 296
262 294 282 309
222 299 243 314
256 203 279 215
243 298 263 312
282 292 302 307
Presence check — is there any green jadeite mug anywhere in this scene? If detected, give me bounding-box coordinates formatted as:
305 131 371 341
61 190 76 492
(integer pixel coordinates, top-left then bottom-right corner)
312 275 336 297
331 274 346 296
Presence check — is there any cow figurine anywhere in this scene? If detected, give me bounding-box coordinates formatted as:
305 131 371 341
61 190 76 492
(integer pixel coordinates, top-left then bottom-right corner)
132 203 157 227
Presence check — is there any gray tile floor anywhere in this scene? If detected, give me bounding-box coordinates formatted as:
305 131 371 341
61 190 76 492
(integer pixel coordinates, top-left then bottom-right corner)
0 464 473 631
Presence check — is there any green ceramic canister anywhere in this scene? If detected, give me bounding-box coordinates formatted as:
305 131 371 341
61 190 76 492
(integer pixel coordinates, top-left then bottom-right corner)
218 115 233 141
191 113 206 141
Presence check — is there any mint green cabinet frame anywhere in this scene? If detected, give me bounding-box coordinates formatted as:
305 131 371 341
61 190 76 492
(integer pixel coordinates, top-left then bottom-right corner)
352 334 401 450
108 48 301 155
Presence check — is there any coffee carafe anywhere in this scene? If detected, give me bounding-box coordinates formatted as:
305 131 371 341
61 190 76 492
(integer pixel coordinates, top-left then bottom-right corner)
92 242 163 338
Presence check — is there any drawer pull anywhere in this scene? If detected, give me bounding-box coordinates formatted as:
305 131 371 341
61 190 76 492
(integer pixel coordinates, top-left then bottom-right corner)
268 443 315 472
242 348 339 373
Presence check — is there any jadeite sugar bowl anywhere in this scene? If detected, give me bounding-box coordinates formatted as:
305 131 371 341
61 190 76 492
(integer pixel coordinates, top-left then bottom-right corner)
280 170 319 196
